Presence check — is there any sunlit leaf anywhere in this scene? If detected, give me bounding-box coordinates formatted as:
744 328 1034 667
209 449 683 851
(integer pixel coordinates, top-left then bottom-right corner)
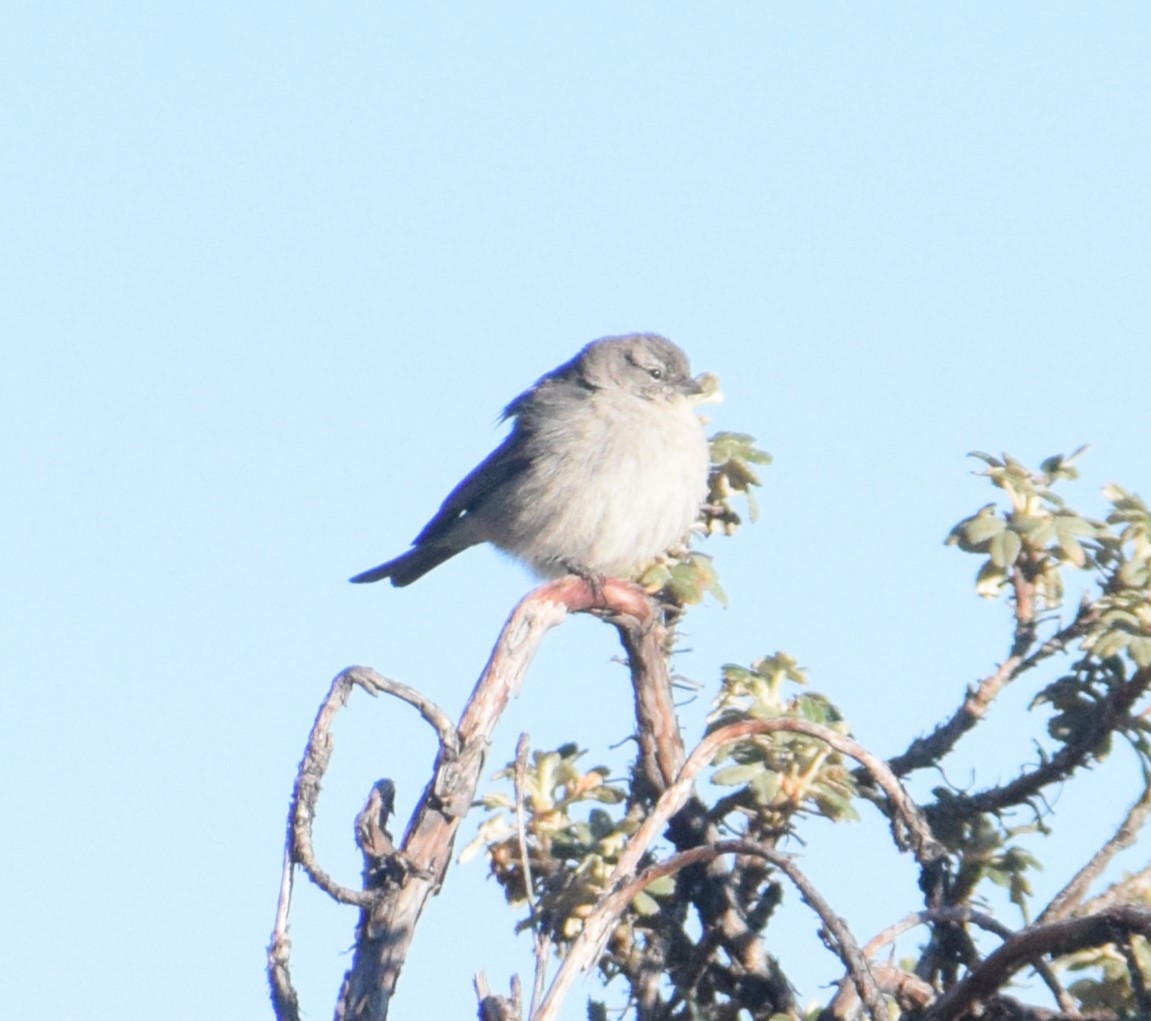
975 560 1008 598
713 763 764 787
989 527 1022 568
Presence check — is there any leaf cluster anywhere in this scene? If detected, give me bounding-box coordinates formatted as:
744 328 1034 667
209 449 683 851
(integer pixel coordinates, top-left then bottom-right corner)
945 448 1103 605
920 451 1151 1013
1061 936 1151 1016
708 654 859 835
640 431 772 610
469 744 653 945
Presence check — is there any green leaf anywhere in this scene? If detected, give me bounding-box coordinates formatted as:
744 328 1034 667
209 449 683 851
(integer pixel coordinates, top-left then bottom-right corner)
749 769 781 805
1013 514 1055 544
631 890 661 916
965 512 1007 546
975 560 1008 598
989 527 1022 568
969 451 1004 467
712 763 765 787
709 431 773 465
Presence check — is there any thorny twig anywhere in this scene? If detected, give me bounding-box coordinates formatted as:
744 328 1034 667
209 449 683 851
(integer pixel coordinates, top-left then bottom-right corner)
928 665 1151 819
886 594 1095 779
1038 775 1151 924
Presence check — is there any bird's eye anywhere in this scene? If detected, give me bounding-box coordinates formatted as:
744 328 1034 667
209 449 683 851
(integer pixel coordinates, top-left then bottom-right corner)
648 367 663 380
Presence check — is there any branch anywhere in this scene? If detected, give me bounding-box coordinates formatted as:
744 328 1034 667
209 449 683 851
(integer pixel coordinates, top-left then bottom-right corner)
533 717 943 1021
268 845 301 1021
289 669 399 908
828 907 1077 1018
607 602 683 801
513 734 552 1020
1118 930 1151 1018
268 668 460 1019
1077 861 1151 917
334 577 644 1021
886 600 1094 778
924 905 1151 1021
476 973 524 1021
929 664 1151 819
615 615 798 1018
651 842 889 1021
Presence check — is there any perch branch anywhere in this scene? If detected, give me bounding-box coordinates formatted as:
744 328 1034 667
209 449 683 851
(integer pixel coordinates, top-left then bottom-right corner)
334 577 647 1021
606 598 683 800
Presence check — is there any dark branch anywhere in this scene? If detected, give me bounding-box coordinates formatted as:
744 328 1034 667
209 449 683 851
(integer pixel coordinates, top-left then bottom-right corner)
886 598 1094 779
925 905 1151 1021
927 665 1151 820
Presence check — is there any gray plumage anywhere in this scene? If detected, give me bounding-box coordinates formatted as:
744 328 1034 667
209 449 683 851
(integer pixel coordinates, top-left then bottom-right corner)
350 333 711 587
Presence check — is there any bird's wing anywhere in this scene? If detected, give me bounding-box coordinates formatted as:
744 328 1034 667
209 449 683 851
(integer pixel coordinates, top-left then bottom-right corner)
411 434 530 546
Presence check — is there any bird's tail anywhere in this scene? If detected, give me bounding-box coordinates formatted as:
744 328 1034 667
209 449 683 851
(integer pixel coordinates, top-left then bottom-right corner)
349 542 464 587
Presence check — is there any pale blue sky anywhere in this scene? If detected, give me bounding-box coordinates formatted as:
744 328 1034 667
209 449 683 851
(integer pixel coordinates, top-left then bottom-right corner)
3 5 1149 1020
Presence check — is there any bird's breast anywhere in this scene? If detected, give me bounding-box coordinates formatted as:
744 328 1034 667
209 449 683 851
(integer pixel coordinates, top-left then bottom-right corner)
491 393 710 577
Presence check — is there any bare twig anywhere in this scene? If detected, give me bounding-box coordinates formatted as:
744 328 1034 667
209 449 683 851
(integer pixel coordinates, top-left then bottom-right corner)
1077 862 1151 917
512 734 553 1019
513 735 538 919
347 666 461 756
476 972 523 1021
929 665 1151 819
269 667 461 1018
886 597 1094 779
268 845 301 1021
755 845 888 1021
288 670 394 908
355 780 398 861
1038 776 1151 924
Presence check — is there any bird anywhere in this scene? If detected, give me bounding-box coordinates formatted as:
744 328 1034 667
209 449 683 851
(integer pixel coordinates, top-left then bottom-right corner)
350 333 711 588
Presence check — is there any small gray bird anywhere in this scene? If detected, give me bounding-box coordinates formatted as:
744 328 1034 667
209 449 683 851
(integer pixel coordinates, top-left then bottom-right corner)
350 333 711 587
